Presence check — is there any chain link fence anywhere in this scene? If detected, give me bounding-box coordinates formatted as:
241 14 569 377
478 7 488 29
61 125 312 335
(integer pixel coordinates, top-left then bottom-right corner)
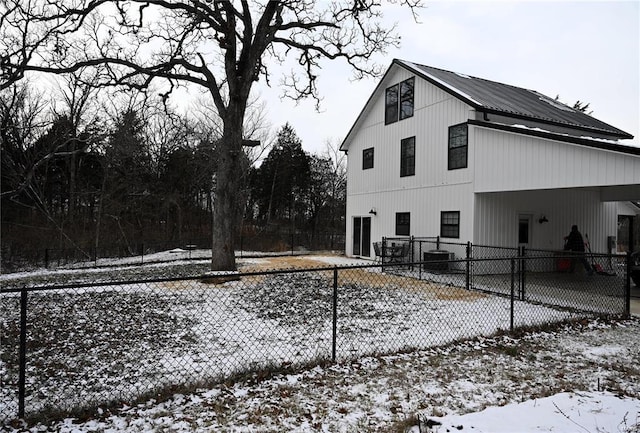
1 255 631 426
1 232 346 273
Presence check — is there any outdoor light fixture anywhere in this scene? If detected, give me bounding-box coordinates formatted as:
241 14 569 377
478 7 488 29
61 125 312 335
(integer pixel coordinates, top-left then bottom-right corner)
369 208 377 216
538 215 549 224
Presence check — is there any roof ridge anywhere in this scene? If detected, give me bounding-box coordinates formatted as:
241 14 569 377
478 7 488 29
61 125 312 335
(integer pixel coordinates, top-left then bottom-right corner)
398 59 539 93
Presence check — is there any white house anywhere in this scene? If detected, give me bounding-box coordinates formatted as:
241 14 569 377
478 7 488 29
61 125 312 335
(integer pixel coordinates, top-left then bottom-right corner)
340 59 640 259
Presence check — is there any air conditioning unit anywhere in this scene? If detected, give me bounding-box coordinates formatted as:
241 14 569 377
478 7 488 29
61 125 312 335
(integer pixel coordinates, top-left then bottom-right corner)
423 250 453 272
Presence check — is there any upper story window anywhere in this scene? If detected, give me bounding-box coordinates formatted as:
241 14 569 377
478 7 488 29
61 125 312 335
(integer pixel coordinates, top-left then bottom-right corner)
448 123 468 170
400 136 415 177
362 147 374 170
441 211 460 238
385 77 415 125
399 78 415 120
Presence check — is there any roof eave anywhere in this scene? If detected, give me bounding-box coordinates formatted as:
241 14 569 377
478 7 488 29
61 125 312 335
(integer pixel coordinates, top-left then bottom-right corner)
468 119 640 156
478 107 634 140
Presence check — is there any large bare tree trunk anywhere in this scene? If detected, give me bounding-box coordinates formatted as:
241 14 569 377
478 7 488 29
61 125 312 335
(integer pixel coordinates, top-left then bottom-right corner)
211 116 244 271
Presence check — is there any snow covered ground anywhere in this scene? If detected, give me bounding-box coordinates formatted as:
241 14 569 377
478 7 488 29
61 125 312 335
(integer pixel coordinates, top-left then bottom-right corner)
1 254 637 432
5 318 638 432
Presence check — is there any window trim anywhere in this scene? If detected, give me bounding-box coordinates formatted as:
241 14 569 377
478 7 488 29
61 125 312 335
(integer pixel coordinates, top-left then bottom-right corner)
448 123 468 170
362 147 374 170
400 136 415 177
440 211 460 239
395 212 410 236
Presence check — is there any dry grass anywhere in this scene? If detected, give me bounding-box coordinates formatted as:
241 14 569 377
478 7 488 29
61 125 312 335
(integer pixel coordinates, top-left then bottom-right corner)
162 254 484 302
239 255 485 302
240 255 331 272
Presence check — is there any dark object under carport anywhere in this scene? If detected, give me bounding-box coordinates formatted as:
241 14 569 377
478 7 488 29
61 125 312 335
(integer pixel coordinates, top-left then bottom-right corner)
631 251 640 287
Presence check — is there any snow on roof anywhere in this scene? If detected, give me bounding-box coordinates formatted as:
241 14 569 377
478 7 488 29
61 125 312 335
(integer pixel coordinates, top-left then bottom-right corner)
399 59 483 106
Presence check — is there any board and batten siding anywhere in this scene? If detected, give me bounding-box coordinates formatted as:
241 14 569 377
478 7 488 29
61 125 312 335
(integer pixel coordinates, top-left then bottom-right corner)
345 65 476 256
474 189 619 253
473 126 640 193
346 65 474 196
346 182 475 256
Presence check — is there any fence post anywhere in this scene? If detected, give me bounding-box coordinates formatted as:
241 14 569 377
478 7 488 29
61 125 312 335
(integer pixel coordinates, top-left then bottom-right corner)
140 242 144 265
44 248 49 269
381 237 386 273
18 288 28 419
418 239 422 280
466 242 472 291
409 236 414 272
519 246 526 301
332 267 338 362
625 251 631 318
510 258 515 332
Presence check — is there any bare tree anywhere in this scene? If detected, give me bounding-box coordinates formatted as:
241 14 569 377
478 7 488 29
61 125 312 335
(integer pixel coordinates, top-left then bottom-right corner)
1 0 422 270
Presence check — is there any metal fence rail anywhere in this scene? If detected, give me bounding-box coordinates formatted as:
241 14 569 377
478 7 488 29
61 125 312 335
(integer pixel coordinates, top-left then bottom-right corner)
0 256 631 425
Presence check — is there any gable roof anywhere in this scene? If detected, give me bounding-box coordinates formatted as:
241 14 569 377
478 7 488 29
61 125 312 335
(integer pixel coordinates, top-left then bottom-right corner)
398 59 633 139
341 60 634 152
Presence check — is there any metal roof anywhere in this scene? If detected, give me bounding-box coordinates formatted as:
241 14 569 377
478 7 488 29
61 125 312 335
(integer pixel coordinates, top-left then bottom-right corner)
398 60 633 139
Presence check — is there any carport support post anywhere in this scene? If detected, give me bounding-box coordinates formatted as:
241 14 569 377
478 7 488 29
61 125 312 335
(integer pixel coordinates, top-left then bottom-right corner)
332 267 338 362
18 288 27 419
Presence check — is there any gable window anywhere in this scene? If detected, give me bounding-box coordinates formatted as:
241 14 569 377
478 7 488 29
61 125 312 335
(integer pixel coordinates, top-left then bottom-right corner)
441 211 460 238
396 212 410 236
399 77 415 120
400 136 415 177
385 77 415 125
385 84 399 125
362 147 374 170
448 123 468 170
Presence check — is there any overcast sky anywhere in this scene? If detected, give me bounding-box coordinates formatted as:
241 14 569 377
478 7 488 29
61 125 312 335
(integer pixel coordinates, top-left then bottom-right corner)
255 1 639 154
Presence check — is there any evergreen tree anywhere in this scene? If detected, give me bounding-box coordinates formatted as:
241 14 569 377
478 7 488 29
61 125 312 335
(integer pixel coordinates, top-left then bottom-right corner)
254 124 310 223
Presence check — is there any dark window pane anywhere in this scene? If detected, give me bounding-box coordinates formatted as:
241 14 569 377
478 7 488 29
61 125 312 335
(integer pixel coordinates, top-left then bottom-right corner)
401 136 415 177
363 147 374 170
448 147 467 170
441 211 460 238
385 84 399 125
362 217 371 256
353 217 362 255
448 124 468 170
399 77 414 120
396 212 410 236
